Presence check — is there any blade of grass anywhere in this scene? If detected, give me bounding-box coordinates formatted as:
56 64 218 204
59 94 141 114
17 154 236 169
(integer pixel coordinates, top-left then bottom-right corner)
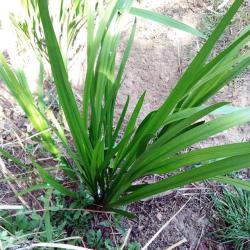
44 190 53 242
32 160 77 198
146 142 250 175
38 0 92 168
113 154 250 206
108 107 250 202
130 7 205 38
143 0 244 136
213 176 250 191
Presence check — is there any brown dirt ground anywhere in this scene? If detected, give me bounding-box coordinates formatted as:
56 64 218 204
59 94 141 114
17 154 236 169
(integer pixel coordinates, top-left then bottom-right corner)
0 0 250 249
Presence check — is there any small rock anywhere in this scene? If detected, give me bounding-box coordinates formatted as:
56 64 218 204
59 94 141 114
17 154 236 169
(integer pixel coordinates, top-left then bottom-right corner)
156 212 163 221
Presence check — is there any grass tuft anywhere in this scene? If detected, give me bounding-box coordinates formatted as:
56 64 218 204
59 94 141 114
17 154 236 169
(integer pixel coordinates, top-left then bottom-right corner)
213 187 250 250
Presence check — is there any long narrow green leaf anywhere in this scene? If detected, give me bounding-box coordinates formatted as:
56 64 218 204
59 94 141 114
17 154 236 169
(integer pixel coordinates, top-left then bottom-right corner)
177 28 250 110
82 0 96 131
107 19 136 148
44 190 53 242
118 102 227 180
32 160 77 198
213 176 250 191
181 53 250 108
147 142 250 175
212 105 249 115
124 92 146 138
129 7 205 38
137 107 250 171
154 102 228 148
115 19 137 88
113 102 226 186
113 154 250 206
38 0 92 168
18 183 50 196
111 96 130 146
38 61 46 112
0 148 28 170
0 54 59 155
111 12 249 184
142 0 244 136
112 92 146 169
109 108 250 200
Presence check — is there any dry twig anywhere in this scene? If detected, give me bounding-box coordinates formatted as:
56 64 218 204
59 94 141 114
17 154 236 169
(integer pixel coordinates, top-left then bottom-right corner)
142 198 191 250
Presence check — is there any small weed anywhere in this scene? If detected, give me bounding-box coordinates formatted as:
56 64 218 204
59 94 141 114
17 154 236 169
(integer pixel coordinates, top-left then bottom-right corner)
86 229 103 249
0 191 139 249
128 241 141 250
212 187 250 250
0 209 46 249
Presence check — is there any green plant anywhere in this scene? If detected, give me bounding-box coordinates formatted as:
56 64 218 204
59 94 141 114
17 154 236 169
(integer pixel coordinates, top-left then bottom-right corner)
0 192 90 249
213 187 250 250
128 242 141 250
0 192 135 249
0 209 42 249
0 0 250 217
11 0 85 67
86 229 103 249
0 193 77 250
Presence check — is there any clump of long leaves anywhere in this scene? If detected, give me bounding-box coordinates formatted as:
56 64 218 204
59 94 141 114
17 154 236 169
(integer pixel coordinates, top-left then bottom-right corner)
10 0 85 68
213 187 250 250
0 0 250 215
